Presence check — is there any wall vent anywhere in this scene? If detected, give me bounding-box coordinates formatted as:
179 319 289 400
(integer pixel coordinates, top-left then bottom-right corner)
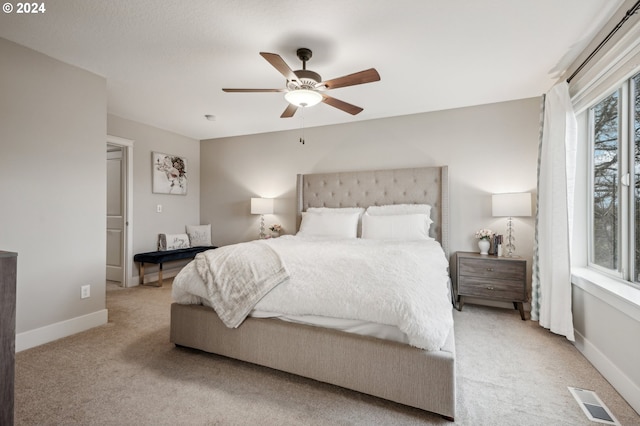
568 387 620 425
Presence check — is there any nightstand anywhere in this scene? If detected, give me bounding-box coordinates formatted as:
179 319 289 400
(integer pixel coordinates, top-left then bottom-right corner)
451 251 527 320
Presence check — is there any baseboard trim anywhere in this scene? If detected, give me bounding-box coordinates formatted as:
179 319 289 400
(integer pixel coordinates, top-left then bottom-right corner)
574 329 640 415
16 309 108 352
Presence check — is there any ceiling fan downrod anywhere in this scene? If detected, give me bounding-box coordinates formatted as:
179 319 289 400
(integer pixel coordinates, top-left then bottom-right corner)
296 48 312 71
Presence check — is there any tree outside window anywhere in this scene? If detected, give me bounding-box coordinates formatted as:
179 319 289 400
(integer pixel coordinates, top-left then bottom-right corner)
591 91 619 271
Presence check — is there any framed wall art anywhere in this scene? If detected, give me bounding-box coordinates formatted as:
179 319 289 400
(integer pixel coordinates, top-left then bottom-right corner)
152 151 187 195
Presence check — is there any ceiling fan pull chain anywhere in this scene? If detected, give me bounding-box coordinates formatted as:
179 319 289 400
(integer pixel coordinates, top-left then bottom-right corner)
299 108 305 144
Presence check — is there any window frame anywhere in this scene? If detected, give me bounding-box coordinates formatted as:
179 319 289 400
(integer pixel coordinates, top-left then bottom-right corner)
587 78 636 287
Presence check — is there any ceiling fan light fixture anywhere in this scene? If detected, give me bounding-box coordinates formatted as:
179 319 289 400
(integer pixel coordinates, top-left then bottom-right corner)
284 89 322 108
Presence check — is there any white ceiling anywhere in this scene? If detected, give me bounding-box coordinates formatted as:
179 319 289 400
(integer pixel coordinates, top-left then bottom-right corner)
0 0 623 140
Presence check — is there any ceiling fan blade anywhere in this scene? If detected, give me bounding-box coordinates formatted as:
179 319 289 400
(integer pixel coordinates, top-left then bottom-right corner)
260 52 299 83
222 88 285 93
280 103 298 118
321 95 363 115
321 68 380 90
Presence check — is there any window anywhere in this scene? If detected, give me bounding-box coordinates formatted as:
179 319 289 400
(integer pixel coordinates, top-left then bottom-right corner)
591 90 619 270
634 73 640 282
588 72 640 286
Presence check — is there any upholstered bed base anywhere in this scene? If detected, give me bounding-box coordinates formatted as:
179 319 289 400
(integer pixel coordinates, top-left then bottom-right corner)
170 303 456 419
170 166 455 419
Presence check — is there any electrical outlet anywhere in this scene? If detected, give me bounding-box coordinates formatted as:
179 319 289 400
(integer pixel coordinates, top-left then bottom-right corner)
81 285 90 299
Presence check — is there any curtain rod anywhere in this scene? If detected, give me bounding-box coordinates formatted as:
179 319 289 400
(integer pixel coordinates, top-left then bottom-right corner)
566 0 640 83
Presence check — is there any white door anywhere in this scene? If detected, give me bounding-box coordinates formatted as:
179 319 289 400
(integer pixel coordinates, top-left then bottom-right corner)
106 145 125 282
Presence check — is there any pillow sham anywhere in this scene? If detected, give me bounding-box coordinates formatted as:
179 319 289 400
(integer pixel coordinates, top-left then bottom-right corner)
366 203 432 219
361 213 433 241
306 207 365 215
186 224 212 247
366 203 433 233
297 211 360 239
307 207 366 237
158 233 191 251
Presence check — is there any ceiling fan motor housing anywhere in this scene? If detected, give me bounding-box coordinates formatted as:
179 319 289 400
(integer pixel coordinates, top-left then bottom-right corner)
289 69 322 90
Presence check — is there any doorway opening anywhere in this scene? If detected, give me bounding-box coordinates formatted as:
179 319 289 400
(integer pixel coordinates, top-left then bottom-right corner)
106 135 134 287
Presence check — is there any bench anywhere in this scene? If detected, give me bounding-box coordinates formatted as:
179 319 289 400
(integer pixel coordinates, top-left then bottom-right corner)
133 246 217 287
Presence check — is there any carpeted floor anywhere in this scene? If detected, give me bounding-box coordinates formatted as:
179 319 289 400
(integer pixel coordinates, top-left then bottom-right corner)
14 280 640 425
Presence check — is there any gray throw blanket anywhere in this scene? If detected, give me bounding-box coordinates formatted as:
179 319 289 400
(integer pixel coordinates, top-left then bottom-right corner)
194 241 289 328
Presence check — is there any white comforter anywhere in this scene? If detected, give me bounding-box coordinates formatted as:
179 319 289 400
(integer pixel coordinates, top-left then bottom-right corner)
172 236 453 351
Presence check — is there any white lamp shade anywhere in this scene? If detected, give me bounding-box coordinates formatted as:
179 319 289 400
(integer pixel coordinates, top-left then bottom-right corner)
284 89 323 107
251 198 274 215
492 193 531 217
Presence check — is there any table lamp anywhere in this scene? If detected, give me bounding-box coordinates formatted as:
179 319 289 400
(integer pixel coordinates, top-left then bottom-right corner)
251 197 274 239
492 192 531 257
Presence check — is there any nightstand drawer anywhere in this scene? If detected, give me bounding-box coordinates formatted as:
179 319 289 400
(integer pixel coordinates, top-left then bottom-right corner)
458 277 525 301
459 258 525 281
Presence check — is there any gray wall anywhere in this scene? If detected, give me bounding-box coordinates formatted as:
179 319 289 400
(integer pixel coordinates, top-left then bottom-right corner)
0 38 202 349
107 115 201 260
0 38 107 341
200 98 540 296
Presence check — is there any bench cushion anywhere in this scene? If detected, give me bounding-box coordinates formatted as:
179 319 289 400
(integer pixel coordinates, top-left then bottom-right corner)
134 246 217 264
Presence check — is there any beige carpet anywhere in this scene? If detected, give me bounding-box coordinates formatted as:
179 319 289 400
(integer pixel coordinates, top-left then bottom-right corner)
14 280 640 425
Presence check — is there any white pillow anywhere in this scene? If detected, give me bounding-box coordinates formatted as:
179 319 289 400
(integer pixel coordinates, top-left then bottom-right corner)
186 224 212 246
158 233 191 251
361 214 433 241
307 207 365 236
366 204 433 231
366 203 431 218
297 212 360 239
306 207 365 216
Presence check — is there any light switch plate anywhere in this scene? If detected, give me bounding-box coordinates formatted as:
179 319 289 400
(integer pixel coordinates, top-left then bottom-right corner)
81 285 90 299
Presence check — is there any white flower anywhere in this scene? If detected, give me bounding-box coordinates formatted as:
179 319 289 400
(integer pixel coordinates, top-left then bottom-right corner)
474 229 494 240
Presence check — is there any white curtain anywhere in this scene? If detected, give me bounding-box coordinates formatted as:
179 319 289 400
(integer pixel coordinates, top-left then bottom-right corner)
531 82 576 341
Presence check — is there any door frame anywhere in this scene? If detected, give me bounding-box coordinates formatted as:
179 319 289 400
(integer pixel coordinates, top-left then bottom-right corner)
107 135 134 287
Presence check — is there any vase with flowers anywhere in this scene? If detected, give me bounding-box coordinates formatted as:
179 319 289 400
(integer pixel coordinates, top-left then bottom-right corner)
474 228 493 255
269 224 282 238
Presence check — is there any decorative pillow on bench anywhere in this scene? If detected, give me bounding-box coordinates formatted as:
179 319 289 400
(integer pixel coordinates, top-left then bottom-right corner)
158 233 190 251
186 224 212 247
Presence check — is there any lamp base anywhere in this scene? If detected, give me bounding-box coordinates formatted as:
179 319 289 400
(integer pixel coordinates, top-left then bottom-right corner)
505 216 517 257
259 215 266 239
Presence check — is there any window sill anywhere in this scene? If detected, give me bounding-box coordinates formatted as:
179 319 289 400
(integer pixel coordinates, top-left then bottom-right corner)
571 268 640 322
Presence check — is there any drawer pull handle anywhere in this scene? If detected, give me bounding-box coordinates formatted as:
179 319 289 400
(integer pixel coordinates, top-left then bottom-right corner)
486 286 494 290
486 268 494 272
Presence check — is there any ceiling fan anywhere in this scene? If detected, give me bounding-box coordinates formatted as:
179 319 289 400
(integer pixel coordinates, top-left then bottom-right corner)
222 48 381 118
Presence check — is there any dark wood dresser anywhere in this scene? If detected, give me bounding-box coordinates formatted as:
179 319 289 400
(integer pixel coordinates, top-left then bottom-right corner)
1 251 17 425
451 251 527 320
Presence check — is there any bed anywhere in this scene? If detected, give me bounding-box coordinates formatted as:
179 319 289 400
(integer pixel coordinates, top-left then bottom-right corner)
169 166 455 420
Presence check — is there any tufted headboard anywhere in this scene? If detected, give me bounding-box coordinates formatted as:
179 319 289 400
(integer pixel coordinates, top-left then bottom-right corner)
296 166 449 257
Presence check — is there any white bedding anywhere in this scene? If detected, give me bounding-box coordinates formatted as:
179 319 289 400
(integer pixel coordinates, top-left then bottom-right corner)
251 310 410 344
172 235 453 351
